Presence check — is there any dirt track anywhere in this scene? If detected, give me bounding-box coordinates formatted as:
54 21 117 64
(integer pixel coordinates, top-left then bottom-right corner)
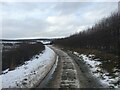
38 46 108 88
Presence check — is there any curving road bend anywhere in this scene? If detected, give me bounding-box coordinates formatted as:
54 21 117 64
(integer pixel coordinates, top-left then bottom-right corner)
37 46 108 88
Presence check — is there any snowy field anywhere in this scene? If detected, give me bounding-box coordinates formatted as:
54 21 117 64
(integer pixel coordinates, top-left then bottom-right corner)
1 46 56 88
74 52 120 88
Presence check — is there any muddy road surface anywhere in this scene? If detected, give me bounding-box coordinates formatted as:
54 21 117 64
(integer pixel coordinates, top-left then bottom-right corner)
37 46 108 88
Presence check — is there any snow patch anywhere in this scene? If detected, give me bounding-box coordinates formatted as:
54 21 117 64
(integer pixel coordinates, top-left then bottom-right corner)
36 40 51 45
1 46 56 88
73 52 120 88
0 76 2 90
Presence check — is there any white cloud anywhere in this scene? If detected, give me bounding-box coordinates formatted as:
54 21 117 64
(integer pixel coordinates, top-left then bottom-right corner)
76 25 91 33
46 14 75 26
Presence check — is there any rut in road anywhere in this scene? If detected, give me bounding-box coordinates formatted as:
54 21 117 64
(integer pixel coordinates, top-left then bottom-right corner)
46 46 80 88
44 46 107 88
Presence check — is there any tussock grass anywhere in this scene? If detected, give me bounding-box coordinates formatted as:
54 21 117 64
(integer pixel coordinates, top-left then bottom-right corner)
71 48 119 74
55 45 119 78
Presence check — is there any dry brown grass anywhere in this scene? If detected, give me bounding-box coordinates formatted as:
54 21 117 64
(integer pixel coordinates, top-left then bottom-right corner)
59 46 119 77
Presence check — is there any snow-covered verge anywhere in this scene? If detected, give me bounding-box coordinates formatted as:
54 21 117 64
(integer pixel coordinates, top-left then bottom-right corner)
39 40 51 45
1 46 56 88
73 52 120 88
0 76 1 90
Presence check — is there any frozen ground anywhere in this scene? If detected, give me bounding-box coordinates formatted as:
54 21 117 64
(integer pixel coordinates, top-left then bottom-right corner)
38 40 51 45
73 52 120 88
44 46 105 88
45 46 80 88
1 46 56 88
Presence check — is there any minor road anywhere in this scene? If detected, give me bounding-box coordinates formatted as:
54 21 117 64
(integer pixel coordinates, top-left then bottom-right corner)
37 46 108 88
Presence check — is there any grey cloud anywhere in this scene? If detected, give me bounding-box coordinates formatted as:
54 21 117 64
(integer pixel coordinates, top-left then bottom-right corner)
2 18 50 38
54 2 86 15
1 2 118 39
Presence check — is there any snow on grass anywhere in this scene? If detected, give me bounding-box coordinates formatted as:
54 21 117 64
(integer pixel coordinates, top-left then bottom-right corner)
0 76 2 90
1 46 56 88
73 52 120 88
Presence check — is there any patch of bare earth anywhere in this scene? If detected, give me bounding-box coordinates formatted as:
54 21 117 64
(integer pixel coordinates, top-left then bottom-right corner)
46 46 79 88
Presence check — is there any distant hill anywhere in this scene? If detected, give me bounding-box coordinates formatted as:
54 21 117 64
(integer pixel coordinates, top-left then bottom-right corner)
1 38 52 42
1 38 53 45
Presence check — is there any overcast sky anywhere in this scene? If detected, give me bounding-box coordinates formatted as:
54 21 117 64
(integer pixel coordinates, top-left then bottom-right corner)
1 1 118 39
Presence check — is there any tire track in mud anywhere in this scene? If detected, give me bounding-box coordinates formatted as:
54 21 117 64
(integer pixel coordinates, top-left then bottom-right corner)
39 46 108 88
46 46 80 88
